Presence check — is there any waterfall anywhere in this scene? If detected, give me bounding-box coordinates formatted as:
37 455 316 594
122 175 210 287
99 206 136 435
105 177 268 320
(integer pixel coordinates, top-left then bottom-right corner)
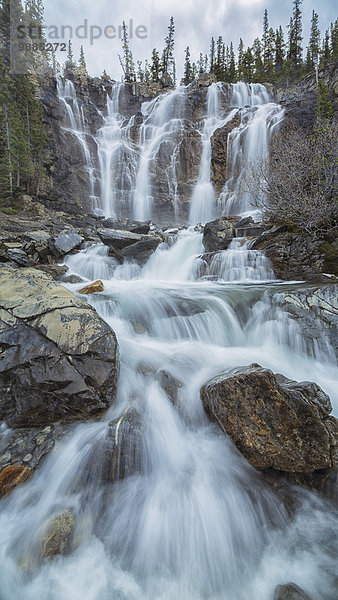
56 76 98 207
195 237 276 282
219 83 284 219
133 87 187 222
189 83 238 225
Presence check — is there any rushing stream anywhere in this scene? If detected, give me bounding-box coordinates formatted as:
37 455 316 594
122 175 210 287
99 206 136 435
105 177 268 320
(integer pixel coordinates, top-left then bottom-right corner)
0 81 337 600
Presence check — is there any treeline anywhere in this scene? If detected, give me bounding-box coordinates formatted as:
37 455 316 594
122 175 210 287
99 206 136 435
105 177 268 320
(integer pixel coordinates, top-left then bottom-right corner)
120 1 337 86
0 0 47 203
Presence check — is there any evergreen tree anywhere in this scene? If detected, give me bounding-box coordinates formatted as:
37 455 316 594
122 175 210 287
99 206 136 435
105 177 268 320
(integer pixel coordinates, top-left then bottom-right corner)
242 47 254 82
228 43 236 82
330 19 338 59
161 16 175 81
215 36 225 80
308 10 320 68
150 49 161 82
252 38 264 82
237 38 245 80
262 9 269 66
316 80 334 121
288 0 303 68
275 25 285 73
121 21 135 83
198 53 205 75
321 29 330 64
209 37 215 73
137 61 144 83
79 45 87 75
182 46 193 85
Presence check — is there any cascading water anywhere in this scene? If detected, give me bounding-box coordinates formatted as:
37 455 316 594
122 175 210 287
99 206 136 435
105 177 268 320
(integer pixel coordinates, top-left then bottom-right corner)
219 82 284 219
189 83 238 225
56 76 98 207
133 87 187 222
1 81 337 600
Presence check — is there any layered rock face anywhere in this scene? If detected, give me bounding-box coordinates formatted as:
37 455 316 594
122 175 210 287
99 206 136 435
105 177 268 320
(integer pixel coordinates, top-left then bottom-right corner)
0 268 119 427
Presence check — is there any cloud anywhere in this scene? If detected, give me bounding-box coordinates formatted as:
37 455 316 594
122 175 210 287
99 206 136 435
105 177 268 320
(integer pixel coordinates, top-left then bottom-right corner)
43 0 337 81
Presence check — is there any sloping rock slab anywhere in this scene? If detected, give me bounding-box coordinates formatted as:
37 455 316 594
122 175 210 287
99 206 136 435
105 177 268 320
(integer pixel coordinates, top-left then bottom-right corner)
201 364 337 473
0 268 119 426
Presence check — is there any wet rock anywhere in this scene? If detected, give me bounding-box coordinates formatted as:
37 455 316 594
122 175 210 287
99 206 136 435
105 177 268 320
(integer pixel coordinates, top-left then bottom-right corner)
51 231 84 256
78 279 104 294
210 115 240 193
120 236 163 265
103 407 145 482
157 370 183 406
201 364 337 475
98 228 143 249
62 274 84 284
101 218 151 235
252 228 328 280
273 582 313 600
0 465 32 497
41 510 74 559
0 268 119 426
6 248 28 267
0 423 66 473
202 217 235 252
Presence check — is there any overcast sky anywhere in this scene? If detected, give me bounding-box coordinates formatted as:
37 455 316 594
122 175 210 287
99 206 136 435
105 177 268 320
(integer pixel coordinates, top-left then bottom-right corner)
43 0 337 81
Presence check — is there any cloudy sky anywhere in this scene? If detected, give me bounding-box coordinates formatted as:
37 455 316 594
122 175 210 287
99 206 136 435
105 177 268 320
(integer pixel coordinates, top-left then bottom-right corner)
43 0 337 81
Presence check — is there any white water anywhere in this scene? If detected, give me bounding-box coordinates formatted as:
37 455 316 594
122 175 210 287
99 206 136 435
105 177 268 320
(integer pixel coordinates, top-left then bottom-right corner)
189 83 238 224
1 82 337 600
133 87 187 222
219 83 284 219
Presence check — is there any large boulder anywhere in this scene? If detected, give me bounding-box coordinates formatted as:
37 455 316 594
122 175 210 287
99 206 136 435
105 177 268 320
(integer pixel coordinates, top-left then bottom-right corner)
202 217 235 252
201 364 337 475
0 268 119 426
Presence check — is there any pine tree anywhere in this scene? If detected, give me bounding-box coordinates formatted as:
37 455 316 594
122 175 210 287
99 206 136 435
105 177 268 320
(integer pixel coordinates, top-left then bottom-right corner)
137 61 144 83
229 43 236 82
321 29 330 64
198 53 205 75
121 21 135 83
215 36 225 81
242 47 254 82
209 37 215 73
161 16 175 81
79 45 87 75
262 9 269 66
330 19 338 59
316 80 334 120
288 0 303 68
182 46 193 85
252 38 264 82
150 49 161 82
308 10 320 68
237 38 245 80
275 26 285 73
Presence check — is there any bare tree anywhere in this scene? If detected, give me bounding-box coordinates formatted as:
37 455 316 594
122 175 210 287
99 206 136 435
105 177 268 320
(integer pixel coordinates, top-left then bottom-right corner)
245 120 338 236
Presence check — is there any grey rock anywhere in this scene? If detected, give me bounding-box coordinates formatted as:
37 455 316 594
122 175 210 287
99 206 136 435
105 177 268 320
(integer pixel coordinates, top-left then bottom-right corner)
53 231 84 255
6 248 28 267
0 268 119 426
202 217 235 252
273 582 313 600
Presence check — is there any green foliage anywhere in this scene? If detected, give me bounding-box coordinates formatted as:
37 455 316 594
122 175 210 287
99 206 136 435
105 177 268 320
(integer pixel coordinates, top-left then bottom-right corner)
316 80 334 121
121 21 135 83
182 47 193 85
161 16 175 82
0 0 48 203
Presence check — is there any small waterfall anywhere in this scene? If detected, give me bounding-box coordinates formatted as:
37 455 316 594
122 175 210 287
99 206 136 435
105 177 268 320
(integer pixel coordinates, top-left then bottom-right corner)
189 83 238 225
195 237 276 282
64 243 118 280
96 83 139 218
219 82 284 219
133 87 187 222
56 76 98 206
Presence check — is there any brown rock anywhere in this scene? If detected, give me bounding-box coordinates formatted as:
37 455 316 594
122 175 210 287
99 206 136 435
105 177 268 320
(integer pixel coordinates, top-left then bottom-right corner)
201 364 337 473
210 115 240 193
41 510 74 559
0 465 32 497
78 279 104 294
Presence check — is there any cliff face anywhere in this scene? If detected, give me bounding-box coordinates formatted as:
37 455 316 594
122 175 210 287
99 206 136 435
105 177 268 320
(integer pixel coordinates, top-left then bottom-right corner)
39 64 337 225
